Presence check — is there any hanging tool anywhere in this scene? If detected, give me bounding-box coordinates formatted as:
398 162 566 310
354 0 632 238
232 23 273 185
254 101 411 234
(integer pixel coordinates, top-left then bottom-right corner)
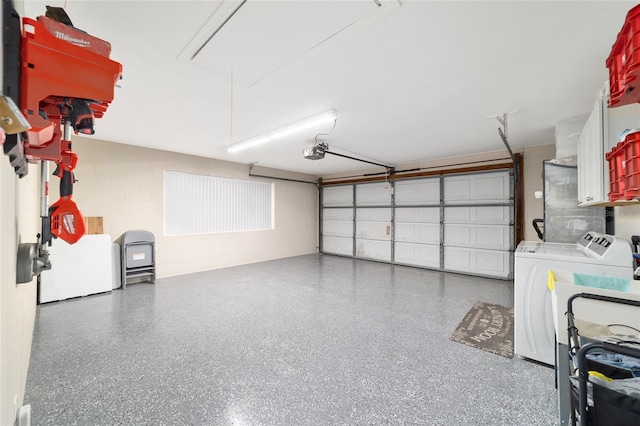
20 6 121 245
7 4 122 282
48 120 86 244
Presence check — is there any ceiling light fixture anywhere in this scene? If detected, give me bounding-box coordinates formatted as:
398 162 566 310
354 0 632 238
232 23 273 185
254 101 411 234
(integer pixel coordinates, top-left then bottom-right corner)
227 109 337 153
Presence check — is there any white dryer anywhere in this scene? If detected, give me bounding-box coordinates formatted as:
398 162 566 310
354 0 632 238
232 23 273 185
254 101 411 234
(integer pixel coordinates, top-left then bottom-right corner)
514 231 632 366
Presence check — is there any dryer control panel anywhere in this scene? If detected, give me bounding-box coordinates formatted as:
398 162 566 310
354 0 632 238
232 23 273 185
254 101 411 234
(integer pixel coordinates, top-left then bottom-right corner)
578 231 631 262
577 231 598 249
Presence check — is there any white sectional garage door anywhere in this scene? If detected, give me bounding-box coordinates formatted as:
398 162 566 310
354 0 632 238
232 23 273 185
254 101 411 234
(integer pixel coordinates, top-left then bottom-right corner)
393 177 441 269
322 186 354 256
355 182 392 261
320 170 514 279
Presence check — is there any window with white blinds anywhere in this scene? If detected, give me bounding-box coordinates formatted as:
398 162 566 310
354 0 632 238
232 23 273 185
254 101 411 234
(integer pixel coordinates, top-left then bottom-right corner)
164 171 273 235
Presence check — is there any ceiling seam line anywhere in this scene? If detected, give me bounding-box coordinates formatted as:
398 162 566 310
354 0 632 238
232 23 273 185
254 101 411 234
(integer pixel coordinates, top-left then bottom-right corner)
191 0 248 61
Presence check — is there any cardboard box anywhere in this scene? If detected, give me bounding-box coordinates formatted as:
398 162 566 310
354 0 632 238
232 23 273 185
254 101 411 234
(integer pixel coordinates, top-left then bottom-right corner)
84 217 103 235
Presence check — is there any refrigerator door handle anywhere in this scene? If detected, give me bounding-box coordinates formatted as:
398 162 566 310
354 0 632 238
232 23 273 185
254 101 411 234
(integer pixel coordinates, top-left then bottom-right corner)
532 219 544 240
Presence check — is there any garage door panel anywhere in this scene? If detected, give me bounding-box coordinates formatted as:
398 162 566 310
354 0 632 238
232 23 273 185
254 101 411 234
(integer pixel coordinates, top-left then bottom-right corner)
323 208 353 221
322 220 353 238
356 182 392 205
395 242 440 268
444 171 510 204
395 222 440 244
356 208 392 221
444 206 510 224
471 174 510 201
323 236 353 256
444 224 512 250
356 221 391 240
395 178 440 205
395 207 439 223
444 247 510 278
356 239 391 261
323 185 353 206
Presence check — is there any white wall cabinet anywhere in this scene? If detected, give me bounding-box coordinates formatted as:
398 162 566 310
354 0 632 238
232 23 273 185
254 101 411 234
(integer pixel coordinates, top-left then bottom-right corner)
577 84 640 206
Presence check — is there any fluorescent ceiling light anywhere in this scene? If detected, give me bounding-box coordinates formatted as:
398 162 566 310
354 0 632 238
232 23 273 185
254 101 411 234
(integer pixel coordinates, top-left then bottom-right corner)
227 109 337 153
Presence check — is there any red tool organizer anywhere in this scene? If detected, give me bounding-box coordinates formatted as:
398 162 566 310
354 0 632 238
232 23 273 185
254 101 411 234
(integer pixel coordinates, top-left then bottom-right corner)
20 15 122 162
19 14 122 244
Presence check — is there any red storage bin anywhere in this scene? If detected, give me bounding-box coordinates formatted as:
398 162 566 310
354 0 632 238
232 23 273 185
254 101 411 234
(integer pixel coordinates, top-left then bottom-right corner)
623 131 640 199
624 5 640 75
607 4 640 107
606 141 626 201
607 31 628 107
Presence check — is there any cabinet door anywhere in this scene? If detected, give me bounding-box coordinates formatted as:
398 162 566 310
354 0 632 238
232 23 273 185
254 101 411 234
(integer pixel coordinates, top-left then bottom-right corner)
577 92 605 206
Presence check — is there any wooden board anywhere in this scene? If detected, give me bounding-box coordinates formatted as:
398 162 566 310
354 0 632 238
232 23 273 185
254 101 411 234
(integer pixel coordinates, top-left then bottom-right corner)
84 216 103 235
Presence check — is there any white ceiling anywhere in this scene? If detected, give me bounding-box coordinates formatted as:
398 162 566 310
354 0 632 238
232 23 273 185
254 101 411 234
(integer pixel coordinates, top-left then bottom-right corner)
22 0 638 176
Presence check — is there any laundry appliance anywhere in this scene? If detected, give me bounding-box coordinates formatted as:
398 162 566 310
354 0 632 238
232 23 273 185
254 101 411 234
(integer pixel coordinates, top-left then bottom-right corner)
514 231 632 365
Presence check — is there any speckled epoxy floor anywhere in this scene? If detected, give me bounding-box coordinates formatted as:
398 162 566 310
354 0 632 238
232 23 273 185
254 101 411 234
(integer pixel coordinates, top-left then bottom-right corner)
25 254 557 425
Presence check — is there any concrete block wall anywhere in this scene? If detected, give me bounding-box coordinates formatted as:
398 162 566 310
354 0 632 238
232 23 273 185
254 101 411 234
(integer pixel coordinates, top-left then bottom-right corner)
53 137 320 278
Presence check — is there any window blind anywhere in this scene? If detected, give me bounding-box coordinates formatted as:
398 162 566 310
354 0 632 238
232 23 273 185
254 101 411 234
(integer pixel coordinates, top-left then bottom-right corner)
164 171 273 235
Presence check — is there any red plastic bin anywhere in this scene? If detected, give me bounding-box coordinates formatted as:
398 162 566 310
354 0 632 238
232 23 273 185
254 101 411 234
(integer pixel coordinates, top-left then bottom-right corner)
624 5 640 74
607 32 628 107
607 4 640 107
623 131 640 199
606 141 626 201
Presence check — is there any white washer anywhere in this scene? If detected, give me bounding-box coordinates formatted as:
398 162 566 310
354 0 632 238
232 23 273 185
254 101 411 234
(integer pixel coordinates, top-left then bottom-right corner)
514 231 632 366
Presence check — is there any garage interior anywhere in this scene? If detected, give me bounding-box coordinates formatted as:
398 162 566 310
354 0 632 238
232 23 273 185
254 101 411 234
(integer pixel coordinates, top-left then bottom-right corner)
24 256 557 425
2 1 640 425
